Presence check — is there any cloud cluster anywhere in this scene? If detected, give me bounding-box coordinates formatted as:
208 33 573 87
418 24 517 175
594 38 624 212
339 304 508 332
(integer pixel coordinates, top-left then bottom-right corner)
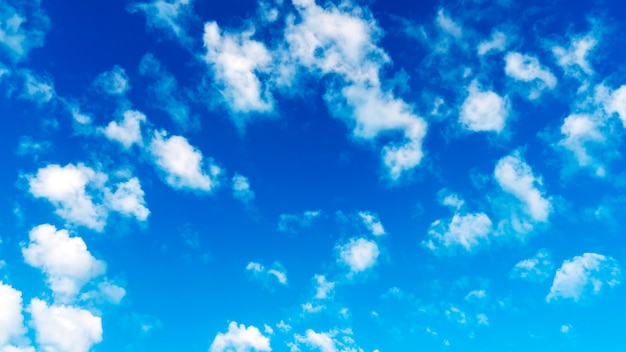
209 322 271 352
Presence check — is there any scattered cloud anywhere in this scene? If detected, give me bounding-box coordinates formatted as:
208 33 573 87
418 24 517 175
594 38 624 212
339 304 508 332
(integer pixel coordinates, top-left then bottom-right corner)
22 224 106 302
209 321 271 352
149 130 221 192
246 261 288 286
93 66 130 96
277 210 321 233
314 275 335 300
504 52 557 99
102 110 146 149
0 282 27 348
358 211 385 236
547 253 621 302
459 82 509 133
477 31 507 56
128 0 196 44
232 173 255 204
552 33 597 77
510 249 554 282
337 237 379 274
28 298 103 352
0 0 50 62
424 212 493 253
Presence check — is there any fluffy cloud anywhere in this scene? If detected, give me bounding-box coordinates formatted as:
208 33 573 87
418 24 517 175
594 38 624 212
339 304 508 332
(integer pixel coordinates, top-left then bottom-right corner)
22 224 106 301
425 212 493 253
477 31 507 56
93 66 130 95
203 21 274 122
494 153 551 223
209 322 271 352
149 130 221 192
28 164 108 230
504 52 557 99
295 330 336 352
0 283 27 347
459 83 508 133
246 261 288 286
313 275 335 300
547 253 621 302
558 113 606 175
358 211 385 236
105 177 150 221
604 85 626 127
232 174 255 204
102 110 146 149
19 70 55 104
129 0 195 43
552 34 596 77
0 0 49 61
27 164 150 230
337 237 379 274
277 210 321 233
29 298 103 352
510 249 554 282
293 328 362 352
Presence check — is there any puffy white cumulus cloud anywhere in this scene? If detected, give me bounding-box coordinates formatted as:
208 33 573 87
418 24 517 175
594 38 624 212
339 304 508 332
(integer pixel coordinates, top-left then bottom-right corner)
0 0 49 62
22 224 106 301
129 0 195 43
313 275 334 300
28 164 108 231
293 328 363 352
333 83 427 180
510 249 554 282
93 66 130 95
246 261 288 286
105 177 150 221
424 212 493 253
149 130 221 192
605 85 626 127
547 253 621 302
505 52 557 98
232 173 255 204
459 83 508 133
209 321 271 352
29 298 102 352
494 153 552 223
358 211 385 236
27 164 150 230
0 283 27 347
277 210 321 233
203 21 274 121
558 114 606 175
295 330 336 352
552 34 596 77
102 110 146 149
337 237 379 274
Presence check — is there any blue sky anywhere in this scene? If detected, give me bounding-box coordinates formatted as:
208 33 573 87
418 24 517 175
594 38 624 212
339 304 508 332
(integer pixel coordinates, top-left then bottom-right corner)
1 0 626 351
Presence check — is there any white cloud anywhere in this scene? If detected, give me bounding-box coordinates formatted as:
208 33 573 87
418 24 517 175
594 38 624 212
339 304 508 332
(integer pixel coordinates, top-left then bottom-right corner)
510 249 554 282
494 153 552 223
105 177 150 221
203 21 274 122
358 211 385 236
445 306 467 325
459 83 508 133
435 9 462 39
27 164 108 231
547 253 620 302
552 34 596 77
477 31 506 56
337 237 379 274
149 130 221 192
102 110 146 149
504 52 557 98
302 302 325 313
560 324 572 333
424 212 492 253
232 174 255 204
277 210 321 233
314 275 335 300
27 164 149 230
558 113 606 175
209 322 271 352
93 66 130 95
129 0 195 43
19 70 55 104
604 85 626 127
29 298 102 352
22 224 106 302
246 261 287 286
295 330 336 352
0 282 27 347
0 1 49 61
139 53 193 129
441 192 465 210
80 281 126 305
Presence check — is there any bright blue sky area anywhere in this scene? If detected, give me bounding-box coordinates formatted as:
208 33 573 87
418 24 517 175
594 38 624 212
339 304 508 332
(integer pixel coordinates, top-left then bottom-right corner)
1 0 626 351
